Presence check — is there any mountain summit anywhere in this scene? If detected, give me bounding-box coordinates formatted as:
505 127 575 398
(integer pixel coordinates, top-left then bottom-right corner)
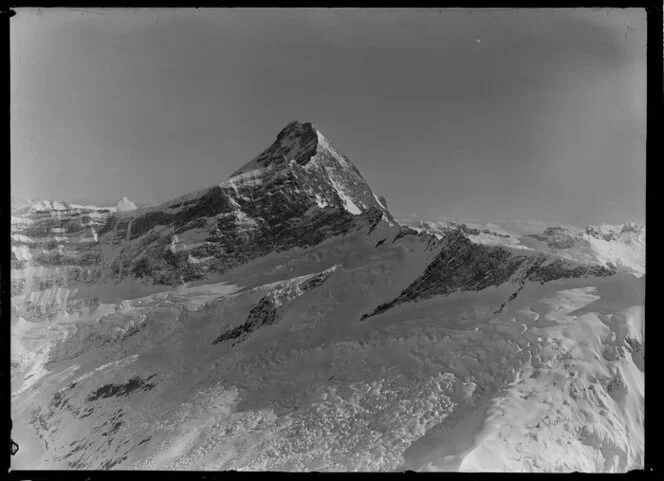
116 197 137 212
229 121 389 218
231 121 321 176
11 121 393 290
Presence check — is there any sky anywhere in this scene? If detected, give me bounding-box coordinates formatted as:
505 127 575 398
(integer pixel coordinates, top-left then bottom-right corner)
11 8 646 226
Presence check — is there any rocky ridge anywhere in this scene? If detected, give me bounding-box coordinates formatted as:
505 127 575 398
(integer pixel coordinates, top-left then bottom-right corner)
10 121 645 473
10 122 390 320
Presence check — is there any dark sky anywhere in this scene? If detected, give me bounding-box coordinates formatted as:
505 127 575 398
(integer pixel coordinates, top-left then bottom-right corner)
11 8 646 226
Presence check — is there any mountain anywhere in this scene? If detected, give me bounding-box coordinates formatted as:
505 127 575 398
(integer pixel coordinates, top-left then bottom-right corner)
115 197 137 212
10 121 392 315
10 122 644 472
396 218 645 277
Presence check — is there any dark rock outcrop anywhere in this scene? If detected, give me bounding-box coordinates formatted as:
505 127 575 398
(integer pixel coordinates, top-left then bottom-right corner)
361 228 616 320
86 375 158 402
213 266 337 346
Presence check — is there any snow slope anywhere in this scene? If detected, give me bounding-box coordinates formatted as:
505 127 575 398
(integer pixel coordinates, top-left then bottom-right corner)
10 224 644 472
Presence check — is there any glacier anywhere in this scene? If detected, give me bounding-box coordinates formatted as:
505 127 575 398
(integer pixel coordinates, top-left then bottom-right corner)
10 121 644 472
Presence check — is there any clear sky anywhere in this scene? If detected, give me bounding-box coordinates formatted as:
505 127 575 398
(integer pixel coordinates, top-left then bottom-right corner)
11 8 646 226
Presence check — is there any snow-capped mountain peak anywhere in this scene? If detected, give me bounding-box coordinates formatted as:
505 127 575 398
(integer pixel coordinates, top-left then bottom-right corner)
228 121 390 219
230 120 353 178
9 121 394 297
116 197 137 212
230 121 320 177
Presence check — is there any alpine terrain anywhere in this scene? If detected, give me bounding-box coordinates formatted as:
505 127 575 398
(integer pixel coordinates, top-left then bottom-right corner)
10 121 645 472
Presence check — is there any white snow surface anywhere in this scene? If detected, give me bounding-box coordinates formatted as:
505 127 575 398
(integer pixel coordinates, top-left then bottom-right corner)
334 185 362 214
316 130 351 168
314 194 329 208
10 221 644 472
583 230 645 277
12 245 32 261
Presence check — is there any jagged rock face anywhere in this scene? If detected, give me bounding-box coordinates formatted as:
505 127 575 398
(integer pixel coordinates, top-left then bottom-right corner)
362 229 616 320
213 266 338 346
231 121 391 219
231 121 320 175
398 217 645 277
107 122 393 287
529 224 645 250
585 223 644 242
113 200 377 287
11 202 114 320
10 122 392 320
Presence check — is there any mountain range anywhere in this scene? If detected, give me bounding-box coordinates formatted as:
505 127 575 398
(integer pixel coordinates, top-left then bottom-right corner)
10 121 645 472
